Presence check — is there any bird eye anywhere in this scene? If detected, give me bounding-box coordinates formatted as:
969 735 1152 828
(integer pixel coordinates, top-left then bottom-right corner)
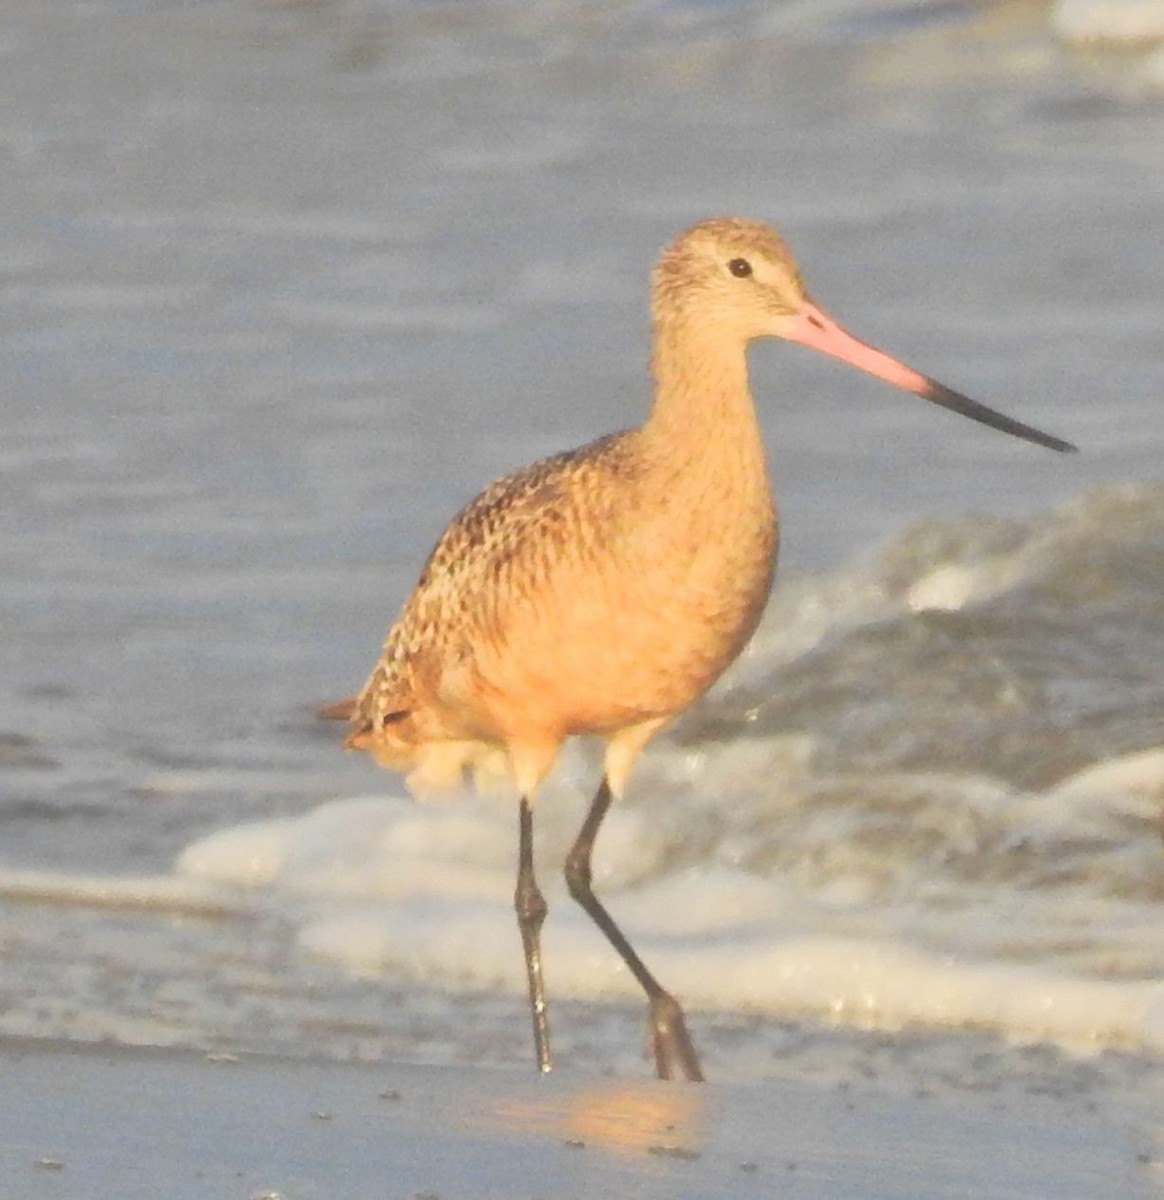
728 258 753 278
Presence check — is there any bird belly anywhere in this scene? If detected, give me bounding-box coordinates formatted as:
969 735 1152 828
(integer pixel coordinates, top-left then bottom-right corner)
467 528 775 743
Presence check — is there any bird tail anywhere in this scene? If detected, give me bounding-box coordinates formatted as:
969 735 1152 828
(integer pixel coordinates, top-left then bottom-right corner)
316 693 509 797
316 696 357 721
316 694 409 755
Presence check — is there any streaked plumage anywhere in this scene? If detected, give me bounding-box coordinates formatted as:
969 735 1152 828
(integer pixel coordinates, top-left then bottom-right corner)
325 217 1074 1082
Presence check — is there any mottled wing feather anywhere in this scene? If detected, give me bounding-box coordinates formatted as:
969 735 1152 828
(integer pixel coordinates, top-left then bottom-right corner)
352 431 631 732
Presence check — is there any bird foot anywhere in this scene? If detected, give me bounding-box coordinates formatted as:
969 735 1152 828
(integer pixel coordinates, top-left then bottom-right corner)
647 992 704 1083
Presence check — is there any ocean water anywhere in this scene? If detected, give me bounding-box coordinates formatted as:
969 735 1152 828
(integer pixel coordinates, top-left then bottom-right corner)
2 0 1164 1104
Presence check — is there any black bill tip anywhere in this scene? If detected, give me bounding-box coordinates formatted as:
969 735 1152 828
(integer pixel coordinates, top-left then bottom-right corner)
924 380 1077 454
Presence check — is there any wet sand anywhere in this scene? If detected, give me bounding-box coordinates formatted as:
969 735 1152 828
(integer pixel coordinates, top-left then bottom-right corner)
0 1038 1154 1200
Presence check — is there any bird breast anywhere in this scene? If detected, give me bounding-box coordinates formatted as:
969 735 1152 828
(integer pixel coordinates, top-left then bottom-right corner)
463 441 778 741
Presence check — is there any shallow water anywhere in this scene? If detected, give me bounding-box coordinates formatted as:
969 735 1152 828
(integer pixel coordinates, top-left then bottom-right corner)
2 0 1164 1103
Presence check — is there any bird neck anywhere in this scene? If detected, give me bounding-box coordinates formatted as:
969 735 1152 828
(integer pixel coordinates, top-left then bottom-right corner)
642 320 769 486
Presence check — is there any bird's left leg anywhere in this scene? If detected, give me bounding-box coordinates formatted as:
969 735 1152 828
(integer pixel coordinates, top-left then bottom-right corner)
564 777 704 1083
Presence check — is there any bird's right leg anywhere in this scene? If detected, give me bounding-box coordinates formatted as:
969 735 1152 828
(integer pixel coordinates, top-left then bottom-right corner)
515 796 553 1073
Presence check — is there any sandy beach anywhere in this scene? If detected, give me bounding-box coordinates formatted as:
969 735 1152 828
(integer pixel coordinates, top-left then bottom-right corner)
0 1038 1155 1200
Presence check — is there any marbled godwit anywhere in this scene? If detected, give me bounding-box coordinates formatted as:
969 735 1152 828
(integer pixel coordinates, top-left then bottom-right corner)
325 217 1075 1082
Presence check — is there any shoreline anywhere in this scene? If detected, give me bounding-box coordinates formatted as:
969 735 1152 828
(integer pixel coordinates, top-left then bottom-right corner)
0 1037 1155 1199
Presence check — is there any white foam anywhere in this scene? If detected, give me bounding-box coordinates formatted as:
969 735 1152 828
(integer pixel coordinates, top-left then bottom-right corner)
176 778 1164 1055
906 563 981 612
292 878 1164 1053
177 795 515 900
0 868 244 918
1053 0 1164 44
1051 746 1164 810
666 938 1164 1053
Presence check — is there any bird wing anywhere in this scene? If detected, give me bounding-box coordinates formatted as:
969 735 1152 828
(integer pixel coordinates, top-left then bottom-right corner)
349 431 632 734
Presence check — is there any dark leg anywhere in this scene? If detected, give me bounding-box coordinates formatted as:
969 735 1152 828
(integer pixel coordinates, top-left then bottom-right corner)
515 796 552 1073
564 778 704 1083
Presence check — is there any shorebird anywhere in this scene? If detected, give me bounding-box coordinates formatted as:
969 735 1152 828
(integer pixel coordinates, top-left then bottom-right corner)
324 217 1075 1082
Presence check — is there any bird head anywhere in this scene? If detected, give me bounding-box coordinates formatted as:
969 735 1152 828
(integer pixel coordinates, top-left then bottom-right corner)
652 217 1075 453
